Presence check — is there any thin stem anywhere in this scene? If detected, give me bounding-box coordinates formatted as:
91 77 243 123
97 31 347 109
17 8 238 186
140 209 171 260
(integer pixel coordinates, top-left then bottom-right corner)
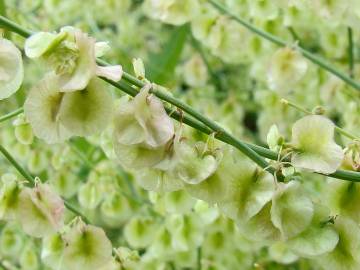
0 108 23 123
281 98 359 141
208 0 360 91
197 247 202 270
348 27 354 78
0 144 90 223
0 144 34 184
281 98 311 115
1 16 360 182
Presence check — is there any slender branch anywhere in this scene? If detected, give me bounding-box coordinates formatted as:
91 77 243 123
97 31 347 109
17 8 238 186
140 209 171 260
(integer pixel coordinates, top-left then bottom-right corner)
0 144 90 223
197 247 202 270
0 108 23 123
281 98 359 141
208 0 360 91
348 27 354 78
0 144 34 184
1 16 360 182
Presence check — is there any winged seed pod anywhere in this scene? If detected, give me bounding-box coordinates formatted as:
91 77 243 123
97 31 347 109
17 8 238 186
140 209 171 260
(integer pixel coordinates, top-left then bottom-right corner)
316 217 360 270
25 75 113 143
58 78 113 137
291 115 344 174
271 181 314 240
0 38 24 100
113 85 174 169
24 27 122 92
63 221 113 270
287 204 339 257
18 182 65 238
267 46 308 92
24 74 73 143
143 0 200 26
0 178 22 221
218 160 275 223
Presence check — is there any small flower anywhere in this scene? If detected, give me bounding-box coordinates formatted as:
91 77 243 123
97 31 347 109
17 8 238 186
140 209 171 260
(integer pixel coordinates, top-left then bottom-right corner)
291 115 344 174
0 38 24 100
18 182 65 238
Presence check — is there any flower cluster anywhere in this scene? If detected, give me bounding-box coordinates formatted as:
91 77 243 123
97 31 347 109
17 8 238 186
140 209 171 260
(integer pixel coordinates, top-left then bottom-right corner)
1 0 360 269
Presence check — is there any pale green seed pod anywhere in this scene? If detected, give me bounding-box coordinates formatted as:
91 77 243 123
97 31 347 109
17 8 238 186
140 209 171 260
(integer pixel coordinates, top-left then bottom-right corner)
271 181 314 240
51 169 80 199
183 54 208 87
0 38 24 100
27 150 48 175
41 233 66 270
269 241 299 264
14 123 34 145
124 217 158 249
18 183 65 238
20 242 40 270
0 224 24 258
287 204 339 257
13 114 34 145
58 78 113 137
100 192 132 226
166 213 203 252
267 46 308 93
236 202 281 244
163 190 196 214
78 181 104 210
218 159 275 223
172 140 220 185
316 217 360 270
24 74 73 144
134 167 184 193
291 115 344 174
144 0 200 26
63 221 113 270
0 178 21 220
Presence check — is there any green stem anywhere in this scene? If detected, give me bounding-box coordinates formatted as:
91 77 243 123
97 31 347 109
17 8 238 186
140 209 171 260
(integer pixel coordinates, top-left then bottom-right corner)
1 16 360 182
0 144 34 184
0 108 23 123
0 144 90 223
281 98 359 140
197 247 202 270
348 27 354 78
208 0 360 91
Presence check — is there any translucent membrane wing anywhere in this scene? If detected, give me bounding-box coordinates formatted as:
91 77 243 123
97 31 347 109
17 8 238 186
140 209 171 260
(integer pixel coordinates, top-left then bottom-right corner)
59 78 113 136
291 115 344 174
0 38 24 100
271 181 314 239
24 74 73 144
